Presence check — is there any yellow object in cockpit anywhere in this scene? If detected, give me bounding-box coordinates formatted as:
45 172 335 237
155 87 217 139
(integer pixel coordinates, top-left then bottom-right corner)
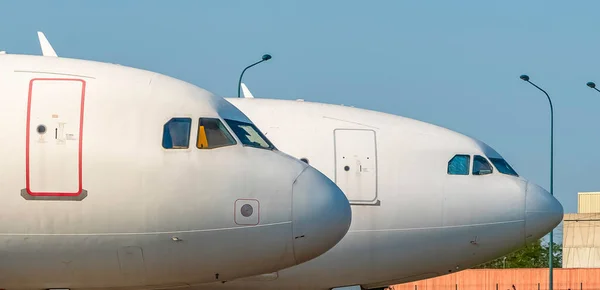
198 125 209 148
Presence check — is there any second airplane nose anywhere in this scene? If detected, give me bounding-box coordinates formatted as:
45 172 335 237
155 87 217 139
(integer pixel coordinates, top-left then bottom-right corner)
291 166 352 264
525 182 564 243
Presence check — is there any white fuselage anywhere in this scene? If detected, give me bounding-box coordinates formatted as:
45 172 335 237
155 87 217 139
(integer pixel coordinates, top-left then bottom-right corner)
0 56 352 290
188 98 563 290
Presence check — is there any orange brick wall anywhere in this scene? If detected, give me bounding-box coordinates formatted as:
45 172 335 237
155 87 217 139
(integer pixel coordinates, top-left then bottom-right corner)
389 269 600 290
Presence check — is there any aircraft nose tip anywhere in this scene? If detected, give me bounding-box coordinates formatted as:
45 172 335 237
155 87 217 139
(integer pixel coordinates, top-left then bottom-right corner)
292 166 352 264
525 182 564 243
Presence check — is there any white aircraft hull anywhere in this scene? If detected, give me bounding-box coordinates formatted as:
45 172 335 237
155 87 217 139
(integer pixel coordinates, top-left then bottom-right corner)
192 97 563 290
0 55 352 289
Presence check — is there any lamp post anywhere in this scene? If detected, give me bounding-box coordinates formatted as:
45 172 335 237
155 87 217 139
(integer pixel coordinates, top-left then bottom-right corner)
587 81 600 93
519 74 554 290
237 54 272 98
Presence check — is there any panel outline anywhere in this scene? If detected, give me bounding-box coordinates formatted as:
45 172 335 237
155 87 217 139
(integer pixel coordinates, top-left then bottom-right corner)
234 198 260 226
22 78 88 201
117 246 147 284
333 128 380 206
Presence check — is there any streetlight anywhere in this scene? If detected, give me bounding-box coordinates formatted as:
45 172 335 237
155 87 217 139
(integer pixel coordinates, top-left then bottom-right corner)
519 74 554 290
587 81 600 93
237 54 272 98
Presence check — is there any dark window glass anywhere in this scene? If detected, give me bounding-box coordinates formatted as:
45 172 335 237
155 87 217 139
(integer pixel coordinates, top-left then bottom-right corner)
473 155 493 175
197 118 237 149
224 119 275 150
162 118 191 149
489 157 519 177
447 155 470 175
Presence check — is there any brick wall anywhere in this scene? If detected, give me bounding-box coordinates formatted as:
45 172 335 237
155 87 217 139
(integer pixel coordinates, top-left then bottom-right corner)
389 268 600 290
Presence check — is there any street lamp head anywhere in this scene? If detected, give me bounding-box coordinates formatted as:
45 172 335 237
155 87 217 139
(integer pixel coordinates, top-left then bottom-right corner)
520 75 530 81
262 54 272 61
587 81 596 89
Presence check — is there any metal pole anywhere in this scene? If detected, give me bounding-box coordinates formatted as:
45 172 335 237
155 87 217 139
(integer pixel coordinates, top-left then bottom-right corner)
237 59 265 98
520 75 554 290
237 54 272 98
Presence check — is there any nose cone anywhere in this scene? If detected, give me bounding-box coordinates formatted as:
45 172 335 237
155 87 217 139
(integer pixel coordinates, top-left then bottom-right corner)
292 166 352 264
525 182 564 242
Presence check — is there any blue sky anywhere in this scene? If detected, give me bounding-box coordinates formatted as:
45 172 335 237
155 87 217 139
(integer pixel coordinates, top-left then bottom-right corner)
2 0 599 241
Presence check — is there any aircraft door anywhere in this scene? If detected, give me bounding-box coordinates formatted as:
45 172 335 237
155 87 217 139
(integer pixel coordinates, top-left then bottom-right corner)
22 78 88 200
334 129 378 204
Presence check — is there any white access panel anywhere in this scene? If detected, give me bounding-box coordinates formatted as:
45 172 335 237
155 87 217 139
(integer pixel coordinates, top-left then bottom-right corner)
334 129 378 204
26 79 85 197
234 199 260 226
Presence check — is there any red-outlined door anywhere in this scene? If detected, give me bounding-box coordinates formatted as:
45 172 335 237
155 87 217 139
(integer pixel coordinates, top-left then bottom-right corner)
22 78 88 200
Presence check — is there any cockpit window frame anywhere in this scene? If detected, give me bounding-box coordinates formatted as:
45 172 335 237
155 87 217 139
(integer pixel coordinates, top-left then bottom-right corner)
196 117 238 150
488 157 519 177
447 154 471 175
162 117 192 150
223 118 276 151
472 155 493 176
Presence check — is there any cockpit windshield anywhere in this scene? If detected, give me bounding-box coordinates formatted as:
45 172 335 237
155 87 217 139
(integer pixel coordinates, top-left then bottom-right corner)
489 157 519 177
225 119 275 150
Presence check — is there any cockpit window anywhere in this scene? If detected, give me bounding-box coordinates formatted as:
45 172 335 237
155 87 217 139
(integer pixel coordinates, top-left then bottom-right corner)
447 154 470 175
473 155 493 175
162 117 191 149
197 118 237 149
489 157 519 177
224 119 275 150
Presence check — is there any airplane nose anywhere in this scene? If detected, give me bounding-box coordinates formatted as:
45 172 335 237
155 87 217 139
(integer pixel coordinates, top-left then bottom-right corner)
291 166 352 264
525 182 564 243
